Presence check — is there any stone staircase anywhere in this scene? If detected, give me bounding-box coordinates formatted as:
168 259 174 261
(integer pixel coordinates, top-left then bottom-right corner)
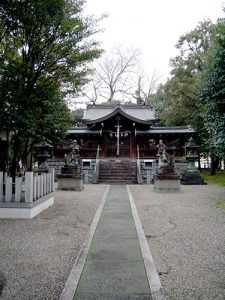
98 159 137 184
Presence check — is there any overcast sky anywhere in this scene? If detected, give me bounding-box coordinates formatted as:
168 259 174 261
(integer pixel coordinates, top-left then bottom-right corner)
85 0 224 82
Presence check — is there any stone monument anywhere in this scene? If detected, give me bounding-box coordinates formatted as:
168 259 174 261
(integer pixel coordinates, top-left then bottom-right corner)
181 137 205 185
58 141 84 191
154 140 181 192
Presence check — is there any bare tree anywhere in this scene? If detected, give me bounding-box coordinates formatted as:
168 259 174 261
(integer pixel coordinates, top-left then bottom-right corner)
133 69 162 104
82 46 140 103
80 47 162 105
82 80 102 104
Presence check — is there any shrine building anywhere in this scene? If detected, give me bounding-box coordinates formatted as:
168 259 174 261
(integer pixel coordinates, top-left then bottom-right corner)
51 104 195 183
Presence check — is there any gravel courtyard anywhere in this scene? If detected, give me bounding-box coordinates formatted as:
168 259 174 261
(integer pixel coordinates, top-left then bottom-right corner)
130 183 225 300
0 183 225 299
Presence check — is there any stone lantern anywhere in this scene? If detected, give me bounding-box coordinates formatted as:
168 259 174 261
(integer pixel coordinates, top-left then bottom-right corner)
182 137 205 185
185 137 199 169
34 141 53 174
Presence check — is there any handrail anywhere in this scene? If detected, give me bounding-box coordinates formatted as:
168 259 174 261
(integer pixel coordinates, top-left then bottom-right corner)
136 145 143 184
93 145 100 184
137 144 140 160
96 145 100 161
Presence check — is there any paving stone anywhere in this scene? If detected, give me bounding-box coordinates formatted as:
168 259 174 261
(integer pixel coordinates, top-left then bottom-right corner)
74 293 152 300
76 260 150 295
74 185 152 299
94 224 138 239
87 238 143 262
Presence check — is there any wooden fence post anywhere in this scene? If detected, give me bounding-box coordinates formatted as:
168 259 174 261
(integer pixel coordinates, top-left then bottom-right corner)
50 168 55 192
25 172 33 203
0 172 3 202
15 177 22 203
37 175 41 199
43 174 46 195
33 174 37 201
5 177 12 202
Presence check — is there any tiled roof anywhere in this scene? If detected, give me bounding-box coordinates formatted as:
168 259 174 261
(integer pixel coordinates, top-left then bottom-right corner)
136 126 196 134
83 104 156 122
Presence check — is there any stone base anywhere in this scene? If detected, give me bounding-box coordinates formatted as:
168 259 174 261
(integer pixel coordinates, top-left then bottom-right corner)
0 194 54 219
181 170 206 185
154 174 181 192
58 177 84 191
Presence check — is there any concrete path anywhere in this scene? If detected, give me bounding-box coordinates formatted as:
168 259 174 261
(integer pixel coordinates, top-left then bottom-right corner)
64 185 164 300
74 185 153 299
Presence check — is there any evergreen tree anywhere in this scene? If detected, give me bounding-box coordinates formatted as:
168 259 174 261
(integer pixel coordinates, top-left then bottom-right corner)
201 19 225 173
0 0 102 174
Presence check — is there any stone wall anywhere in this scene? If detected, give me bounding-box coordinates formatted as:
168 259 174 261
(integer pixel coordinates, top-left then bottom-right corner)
82 159 96 184
139 159 189 183
47 158 189 184
47 159 96 184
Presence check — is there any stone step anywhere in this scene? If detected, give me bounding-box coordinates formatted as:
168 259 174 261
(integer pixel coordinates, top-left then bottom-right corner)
99 166 136 169
100 163 135 165
98 160 137 184
99 175 137 180
99 171 136 175
98 180 137 184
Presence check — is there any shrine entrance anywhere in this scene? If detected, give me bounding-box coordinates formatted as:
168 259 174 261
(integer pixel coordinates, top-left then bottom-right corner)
105 132 131 157
101 116 136 158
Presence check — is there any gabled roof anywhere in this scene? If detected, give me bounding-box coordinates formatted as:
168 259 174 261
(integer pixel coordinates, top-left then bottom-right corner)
83 104 157 125
67 128 101 135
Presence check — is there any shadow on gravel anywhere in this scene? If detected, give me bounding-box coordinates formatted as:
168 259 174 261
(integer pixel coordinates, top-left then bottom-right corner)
0 272 6 296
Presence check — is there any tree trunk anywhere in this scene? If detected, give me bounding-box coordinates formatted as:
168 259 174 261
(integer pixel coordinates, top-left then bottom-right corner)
210 154 219 175
197 154 201 171
24 137 33 171
11 135 21 183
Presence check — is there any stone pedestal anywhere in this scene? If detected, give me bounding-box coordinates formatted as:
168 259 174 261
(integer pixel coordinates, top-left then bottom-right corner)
154 174 181 192
58 166 84 191
181 169 205 185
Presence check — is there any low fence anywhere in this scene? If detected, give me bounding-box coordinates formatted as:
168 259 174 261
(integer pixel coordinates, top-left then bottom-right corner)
0 169 54 203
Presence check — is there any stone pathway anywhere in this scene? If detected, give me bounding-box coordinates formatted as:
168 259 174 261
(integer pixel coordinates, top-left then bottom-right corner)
71 185 158 300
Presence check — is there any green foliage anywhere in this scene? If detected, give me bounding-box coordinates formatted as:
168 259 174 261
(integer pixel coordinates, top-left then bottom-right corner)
217 201 225 210
157 20 214 126
201 20 225 158
0 0 102 168
201 169 225 186
71 108 84 122
154 20 215 155
147 84 165 119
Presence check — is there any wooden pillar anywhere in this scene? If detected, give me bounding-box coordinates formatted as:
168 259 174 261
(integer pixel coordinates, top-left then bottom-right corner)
130 134 136 158
102 133 107 158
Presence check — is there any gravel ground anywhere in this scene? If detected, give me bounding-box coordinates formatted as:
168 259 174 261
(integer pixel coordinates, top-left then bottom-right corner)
130 183 225 300
0 184 108 300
